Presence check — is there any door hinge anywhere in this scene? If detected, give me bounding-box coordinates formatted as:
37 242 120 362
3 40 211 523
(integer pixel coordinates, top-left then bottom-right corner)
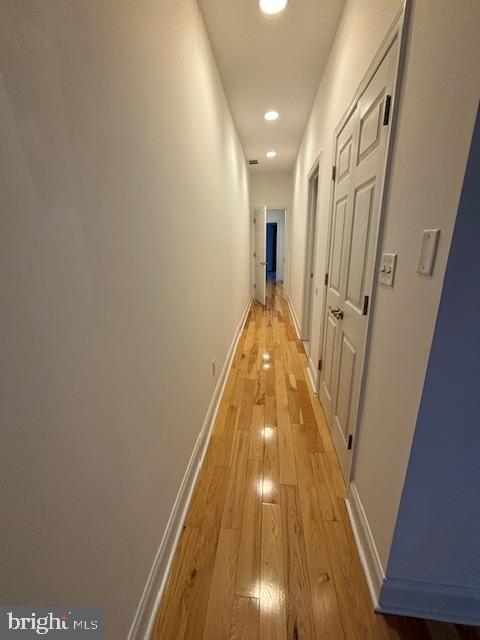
383 95 392 126
347 434 353 450
254 251 256 258
310 272 314 278
318 359 322 371
362 295 369 316
332 165 336 181
254 283 256 289
324 272 329 286
253 217 256 224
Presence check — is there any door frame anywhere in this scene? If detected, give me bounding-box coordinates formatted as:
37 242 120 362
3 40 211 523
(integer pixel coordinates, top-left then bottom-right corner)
317 2 408 482
300 156 321 342
254 204 290 300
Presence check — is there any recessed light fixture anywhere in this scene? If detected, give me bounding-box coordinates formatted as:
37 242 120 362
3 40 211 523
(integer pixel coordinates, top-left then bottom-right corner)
259 0 288 16
265 150 277 158
264 110 279 121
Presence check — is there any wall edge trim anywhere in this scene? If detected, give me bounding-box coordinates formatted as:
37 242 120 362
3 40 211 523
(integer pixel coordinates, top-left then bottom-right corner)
127 297 254 640
346 482 386 607
306 356 318 394
287 295 302 341
379 577 480 626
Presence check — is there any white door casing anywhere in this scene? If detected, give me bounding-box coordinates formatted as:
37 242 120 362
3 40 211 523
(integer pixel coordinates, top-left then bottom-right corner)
254 206 266 305
319 38 400 481
302 168 319 343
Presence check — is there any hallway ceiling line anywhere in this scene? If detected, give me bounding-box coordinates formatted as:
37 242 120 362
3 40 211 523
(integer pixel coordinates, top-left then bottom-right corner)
198 0 346 174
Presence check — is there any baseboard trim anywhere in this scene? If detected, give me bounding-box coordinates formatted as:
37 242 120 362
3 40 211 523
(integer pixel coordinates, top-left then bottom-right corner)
379 577 480 626
306 356 318 395
127 298 253 640
286 296 302 341
346 482 385 608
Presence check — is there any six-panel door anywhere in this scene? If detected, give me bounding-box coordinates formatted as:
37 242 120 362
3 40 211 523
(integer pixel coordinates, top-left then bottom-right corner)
320 39 399 480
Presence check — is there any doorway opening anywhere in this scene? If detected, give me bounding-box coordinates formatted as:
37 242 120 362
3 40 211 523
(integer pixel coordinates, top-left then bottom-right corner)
253 207 288 304
301 160 320 347
266 222 277 280
266 208 286 285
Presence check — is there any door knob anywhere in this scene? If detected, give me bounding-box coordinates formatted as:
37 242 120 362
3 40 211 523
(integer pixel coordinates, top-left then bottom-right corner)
329 305 344 320
260 261 267 266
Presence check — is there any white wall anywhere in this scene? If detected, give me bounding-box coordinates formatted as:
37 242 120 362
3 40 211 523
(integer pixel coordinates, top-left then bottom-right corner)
0 1 250 637
250 171 292 206
289 0 480 572
267 209 285 281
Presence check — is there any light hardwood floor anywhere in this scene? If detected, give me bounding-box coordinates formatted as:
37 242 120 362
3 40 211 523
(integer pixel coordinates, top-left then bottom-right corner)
152 281 479 640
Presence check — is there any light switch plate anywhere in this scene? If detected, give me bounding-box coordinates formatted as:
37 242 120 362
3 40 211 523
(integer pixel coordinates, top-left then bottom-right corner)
379 253 397 286
417 229 440 276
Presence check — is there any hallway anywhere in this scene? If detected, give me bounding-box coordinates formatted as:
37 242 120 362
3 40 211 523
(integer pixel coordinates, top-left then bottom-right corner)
153 283 472 640
1 3 479 636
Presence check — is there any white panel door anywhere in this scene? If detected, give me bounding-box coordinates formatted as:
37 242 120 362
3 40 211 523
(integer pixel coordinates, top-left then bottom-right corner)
254 206 266 305
319 39 399 481
319 108 356 423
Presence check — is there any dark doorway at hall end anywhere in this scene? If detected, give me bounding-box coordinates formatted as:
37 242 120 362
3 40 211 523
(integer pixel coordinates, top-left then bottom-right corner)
266 209 286 285
266 222 277 281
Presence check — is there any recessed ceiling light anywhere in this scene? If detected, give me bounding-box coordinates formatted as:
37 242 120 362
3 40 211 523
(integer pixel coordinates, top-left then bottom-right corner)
264 110 279 121
265 150 277 158
259 0 288 15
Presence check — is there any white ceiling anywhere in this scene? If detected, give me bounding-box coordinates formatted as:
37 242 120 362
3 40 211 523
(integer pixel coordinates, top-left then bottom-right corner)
198 0 346 173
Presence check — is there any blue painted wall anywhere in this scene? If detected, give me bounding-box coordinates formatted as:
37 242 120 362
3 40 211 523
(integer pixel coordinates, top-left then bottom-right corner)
380 107 480 620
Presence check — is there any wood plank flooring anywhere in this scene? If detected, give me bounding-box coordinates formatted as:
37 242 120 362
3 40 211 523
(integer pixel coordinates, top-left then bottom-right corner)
152 281 478 640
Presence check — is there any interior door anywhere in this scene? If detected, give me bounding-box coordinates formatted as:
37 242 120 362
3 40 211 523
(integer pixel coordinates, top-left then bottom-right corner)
319 108 357 433
319 39 399 480
254 206 266 305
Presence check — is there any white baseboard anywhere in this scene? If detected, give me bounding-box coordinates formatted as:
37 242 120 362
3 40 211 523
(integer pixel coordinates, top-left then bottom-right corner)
306 357 318 395
286 296 302 341
127 298 253 640
346 482 385 608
